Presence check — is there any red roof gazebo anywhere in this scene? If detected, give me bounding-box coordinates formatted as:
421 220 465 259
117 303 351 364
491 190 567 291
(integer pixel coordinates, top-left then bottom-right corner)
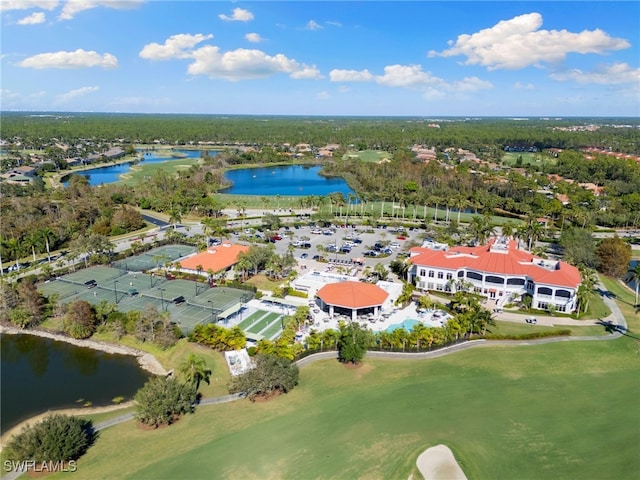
316 282 388 321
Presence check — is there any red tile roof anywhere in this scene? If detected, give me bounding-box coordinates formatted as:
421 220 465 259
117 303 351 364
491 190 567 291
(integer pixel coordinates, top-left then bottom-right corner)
409 240 581 288
317 282 389 309
179 244 249 273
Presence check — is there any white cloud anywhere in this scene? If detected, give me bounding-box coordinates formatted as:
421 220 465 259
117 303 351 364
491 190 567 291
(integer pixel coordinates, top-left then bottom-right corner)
428 12 630 70
290 65 322 80
305 20 323 31
450 76 493 92
326 21 342 28
0 1 58 11
376 64 440 88
17 11 46 24
316 91 330 100
514 82 535 90
140 33 213 61
58 0 143 21
218 7 253 22
330 63 492 98
550 62 640 85
329 69 374 82
18 49 118 69
245 33 263 43
187 46 321 81
55 85 99 104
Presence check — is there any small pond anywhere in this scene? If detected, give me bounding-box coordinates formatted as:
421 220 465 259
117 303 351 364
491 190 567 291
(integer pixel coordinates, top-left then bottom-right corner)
0 333 151 431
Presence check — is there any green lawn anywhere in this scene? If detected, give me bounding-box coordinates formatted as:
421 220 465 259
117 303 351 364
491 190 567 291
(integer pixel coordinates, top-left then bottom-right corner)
51 337 640 480
491 320 606 337
342 150 391 163
118 158 200 186
502 151 556 167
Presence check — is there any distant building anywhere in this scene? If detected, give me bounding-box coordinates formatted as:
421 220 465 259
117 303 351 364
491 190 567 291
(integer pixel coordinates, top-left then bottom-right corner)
407 238 581 313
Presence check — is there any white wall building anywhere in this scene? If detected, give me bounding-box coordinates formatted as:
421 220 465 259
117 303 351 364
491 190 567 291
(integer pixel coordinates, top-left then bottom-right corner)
407 238 582 313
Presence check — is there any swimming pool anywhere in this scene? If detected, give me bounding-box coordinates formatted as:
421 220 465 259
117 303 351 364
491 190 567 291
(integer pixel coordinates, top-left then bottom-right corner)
385 319 423 333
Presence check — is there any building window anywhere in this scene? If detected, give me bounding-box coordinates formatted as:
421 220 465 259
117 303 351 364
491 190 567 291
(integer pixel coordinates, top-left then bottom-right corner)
437 271 444 279
556 304 566 312
419 269 426 277
446 272 453 280
457 271 464 278
428 270 434 278
538 287 553 296
436 284 444 291
537 302 548 310
427 283 435 290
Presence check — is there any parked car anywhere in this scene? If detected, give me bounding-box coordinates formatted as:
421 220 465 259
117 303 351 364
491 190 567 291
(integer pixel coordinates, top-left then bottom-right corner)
525 317 537 324
300 253 309 259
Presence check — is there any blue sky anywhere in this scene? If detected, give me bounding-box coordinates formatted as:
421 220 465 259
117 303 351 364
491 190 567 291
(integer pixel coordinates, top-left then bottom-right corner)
1 1 639 116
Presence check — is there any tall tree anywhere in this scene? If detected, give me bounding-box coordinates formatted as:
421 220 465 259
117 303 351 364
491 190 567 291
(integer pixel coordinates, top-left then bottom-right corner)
337 322 371 364
179 354 212 392
595 236 631 278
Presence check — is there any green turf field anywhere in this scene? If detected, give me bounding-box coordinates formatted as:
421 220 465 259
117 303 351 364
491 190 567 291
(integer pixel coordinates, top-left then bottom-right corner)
237 310 267 330
246 311 280 334
260 320 284 340
52 337 640 480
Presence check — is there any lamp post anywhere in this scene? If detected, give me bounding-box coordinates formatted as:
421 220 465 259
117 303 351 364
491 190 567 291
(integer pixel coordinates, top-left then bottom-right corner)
207 300 215 323
159 287 166 311
113 280 119 304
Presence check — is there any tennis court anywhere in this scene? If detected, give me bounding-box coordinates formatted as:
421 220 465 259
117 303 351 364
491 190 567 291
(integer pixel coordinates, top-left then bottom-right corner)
113 245 197 272
37 263 254 335
60 266 124 285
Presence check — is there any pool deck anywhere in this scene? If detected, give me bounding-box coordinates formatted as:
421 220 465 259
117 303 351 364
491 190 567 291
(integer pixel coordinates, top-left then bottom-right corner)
306 302 451 334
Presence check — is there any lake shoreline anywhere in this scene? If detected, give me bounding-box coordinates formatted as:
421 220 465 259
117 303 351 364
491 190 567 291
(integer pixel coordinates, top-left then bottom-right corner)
0 324 168 376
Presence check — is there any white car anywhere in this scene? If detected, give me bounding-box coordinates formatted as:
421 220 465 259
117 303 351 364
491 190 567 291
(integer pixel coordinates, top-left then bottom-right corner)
311 229 323 234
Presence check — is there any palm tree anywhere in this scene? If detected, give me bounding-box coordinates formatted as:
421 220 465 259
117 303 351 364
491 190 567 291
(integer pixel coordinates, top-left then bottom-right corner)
38 227 56 263
24 232 44 263
168 208 182 229
624 263 640 307
179 353 212 392
500 221 517 239
5 237 24 271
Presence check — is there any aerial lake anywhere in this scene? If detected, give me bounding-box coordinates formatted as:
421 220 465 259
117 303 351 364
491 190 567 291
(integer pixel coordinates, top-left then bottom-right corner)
222 165 355 197
63 149 210 186
0 333 151 431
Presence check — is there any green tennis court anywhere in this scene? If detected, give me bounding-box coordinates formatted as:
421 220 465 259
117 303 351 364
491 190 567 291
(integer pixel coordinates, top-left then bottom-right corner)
38 264 253 334
38 279 83 299
59 266 124 285
113 245 197 272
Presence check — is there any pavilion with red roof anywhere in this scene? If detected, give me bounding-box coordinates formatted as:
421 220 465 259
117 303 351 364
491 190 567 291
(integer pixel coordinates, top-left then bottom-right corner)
178 244 249 276
316 281 389 321
407 237 582 314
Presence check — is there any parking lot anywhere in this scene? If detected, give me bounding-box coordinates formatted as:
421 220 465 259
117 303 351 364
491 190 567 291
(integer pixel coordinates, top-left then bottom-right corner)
230 222 428 278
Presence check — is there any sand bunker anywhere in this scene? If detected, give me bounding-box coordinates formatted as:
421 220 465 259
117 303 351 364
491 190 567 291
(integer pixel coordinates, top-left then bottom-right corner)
416 444 467 480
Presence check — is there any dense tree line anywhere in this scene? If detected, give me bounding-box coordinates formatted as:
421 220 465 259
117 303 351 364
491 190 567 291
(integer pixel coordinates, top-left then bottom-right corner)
2 113 638 154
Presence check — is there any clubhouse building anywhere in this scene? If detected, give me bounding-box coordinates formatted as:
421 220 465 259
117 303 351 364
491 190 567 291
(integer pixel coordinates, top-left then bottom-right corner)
407 237 581 314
